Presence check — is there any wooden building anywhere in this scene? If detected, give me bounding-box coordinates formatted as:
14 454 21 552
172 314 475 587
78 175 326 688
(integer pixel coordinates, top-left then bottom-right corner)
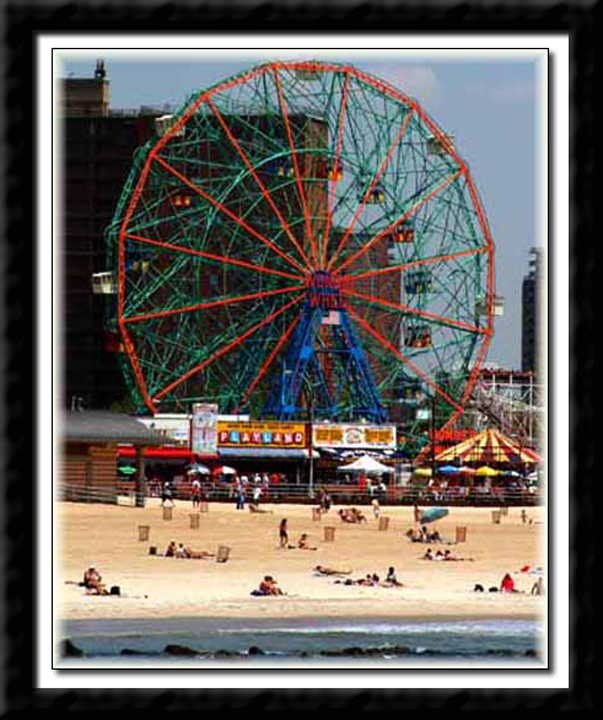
60 410 163 505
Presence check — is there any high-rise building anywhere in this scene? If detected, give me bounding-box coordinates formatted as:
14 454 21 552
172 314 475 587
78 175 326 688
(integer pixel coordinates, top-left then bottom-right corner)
521 247 542 373
60 62 164 409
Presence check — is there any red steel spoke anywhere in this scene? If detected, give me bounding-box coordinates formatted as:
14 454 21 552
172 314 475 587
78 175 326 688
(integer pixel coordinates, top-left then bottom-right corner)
206 97 313 273
347 306 463 412
322 70 349 270
327 108 415 272
125 232 304 282
124 284 306 324
333 168 463 276
271 64 319 268
233 308 303 413
342 287 487 334
153 154 308 275
340 247 488 284
118 321 156 413
153 294 305 402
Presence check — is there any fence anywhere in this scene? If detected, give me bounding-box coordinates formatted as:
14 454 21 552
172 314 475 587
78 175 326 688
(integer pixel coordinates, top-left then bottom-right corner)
60 481 541 508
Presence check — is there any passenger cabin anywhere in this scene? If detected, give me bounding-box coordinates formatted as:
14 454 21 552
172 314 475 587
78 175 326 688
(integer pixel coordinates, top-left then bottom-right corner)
404 270 432 295
104 331 125 353
155 114 186 139
426 134 455 156
404 325 432 348
328 160 343 182
172 192 192 208
91 271 116 295
392 223 415 244
476 295 505 317
398 377 422 403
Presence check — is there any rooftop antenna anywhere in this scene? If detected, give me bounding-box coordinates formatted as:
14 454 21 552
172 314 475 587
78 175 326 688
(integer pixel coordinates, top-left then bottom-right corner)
95 59 106 80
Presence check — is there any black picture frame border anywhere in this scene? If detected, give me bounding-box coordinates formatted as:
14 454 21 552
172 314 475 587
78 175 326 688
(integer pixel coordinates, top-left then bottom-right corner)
1 0 595 712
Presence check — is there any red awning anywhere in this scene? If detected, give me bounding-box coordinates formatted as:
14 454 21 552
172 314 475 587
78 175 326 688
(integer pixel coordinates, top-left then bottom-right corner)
117 446 217 461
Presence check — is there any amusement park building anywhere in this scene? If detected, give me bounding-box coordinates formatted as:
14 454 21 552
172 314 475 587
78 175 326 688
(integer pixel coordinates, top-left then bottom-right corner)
61 63 165 410
521 247 542 374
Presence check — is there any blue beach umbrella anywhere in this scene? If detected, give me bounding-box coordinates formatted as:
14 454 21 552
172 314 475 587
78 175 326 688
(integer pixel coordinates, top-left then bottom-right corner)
438 465 461 474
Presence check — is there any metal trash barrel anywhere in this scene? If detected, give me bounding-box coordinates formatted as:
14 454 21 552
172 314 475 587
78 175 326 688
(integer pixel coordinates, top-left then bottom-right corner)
162 506 173 521
190 514 200 529
324 526 336 542
456 526 467 543
312 507 322 521
492 511 501 525
138 525 150 541
378 517 390 531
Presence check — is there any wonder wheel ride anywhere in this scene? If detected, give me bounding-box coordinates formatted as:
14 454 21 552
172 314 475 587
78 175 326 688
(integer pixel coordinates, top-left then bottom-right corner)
105 60 495 430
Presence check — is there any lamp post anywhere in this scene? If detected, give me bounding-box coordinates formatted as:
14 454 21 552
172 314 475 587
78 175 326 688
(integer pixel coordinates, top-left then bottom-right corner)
303 376 315 499
430 394 437 482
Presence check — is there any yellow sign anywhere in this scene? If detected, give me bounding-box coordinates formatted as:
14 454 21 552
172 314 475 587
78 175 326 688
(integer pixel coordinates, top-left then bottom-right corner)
217 421 306 448
312 423 396 449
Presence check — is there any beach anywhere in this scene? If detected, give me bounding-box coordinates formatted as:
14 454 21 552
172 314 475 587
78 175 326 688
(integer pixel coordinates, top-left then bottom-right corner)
56 499 546 624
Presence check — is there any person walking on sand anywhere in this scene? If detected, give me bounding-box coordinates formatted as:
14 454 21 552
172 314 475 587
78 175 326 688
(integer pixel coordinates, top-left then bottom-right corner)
279 518 289 548
190 477 201 509
161 480 174 506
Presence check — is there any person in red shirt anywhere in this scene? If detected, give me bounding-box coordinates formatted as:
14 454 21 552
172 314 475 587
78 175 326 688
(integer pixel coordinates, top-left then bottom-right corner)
500 573 517 592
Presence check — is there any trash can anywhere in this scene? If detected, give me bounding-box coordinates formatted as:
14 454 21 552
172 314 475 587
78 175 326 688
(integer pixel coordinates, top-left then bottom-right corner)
148 545 157 555
378 517 390 531
455 526 467 543
138 525 150 541
216 545 230 563
163 506 173 521
190 514 200 529
324 526 336 542
312 507 322 521
492 511 501 525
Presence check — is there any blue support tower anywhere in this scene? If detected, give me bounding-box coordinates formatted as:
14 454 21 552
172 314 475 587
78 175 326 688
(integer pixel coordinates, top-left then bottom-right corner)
264 271 388 423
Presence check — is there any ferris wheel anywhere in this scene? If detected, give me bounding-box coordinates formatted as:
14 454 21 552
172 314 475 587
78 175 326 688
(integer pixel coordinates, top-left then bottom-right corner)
105 60 495 429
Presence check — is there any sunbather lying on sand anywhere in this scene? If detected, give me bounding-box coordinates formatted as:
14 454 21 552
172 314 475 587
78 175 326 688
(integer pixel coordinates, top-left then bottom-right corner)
442 549 474 561
183 546 215 559
249 502 273 513
314 565 352 576
338 507 367 523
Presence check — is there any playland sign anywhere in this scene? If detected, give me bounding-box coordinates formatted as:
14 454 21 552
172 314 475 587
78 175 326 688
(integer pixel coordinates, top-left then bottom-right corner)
217 421 307 449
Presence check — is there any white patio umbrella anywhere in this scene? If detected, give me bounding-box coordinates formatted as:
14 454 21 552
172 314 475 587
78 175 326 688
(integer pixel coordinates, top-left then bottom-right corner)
337 454 392 474
186 463 210 474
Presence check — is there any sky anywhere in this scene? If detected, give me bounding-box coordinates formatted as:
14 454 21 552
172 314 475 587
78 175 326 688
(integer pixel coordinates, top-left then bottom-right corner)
59 49 544 371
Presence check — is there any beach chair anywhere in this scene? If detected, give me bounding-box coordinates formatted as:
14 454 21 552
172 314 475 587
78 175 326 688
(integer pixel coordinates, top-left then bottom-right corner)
216 545 231 563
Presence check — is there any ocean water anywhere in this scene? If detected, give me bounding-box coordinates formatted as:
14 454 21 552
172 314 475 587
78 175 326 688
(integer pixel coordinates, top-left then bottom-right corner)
59 617 544 667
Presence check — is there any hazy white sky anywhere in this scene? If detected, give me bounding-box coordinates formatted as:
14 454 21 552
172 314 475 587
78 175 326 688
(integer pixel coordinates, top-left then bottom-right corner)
60 49 544 370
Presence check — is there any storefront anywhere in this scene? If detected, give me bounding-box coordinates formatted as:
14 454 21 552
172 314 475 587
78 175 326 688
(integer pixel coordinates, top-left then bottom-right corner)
216 420 309 485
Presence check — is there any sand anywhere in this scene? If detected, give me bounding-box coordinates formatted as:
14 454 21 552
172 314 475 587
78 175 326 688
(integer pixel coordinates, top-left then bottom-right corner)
56 499 546 623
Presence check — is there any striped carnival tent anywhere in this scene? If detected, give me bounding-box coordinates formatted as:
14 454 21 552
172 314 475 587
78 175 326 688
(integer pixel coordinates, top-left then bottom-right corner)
433 428 542 465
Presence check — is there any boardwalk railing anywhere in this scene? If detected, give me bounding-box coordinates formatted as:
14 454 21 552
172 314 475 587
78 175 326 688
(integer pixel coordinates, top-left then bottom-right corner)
58 482 541 507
